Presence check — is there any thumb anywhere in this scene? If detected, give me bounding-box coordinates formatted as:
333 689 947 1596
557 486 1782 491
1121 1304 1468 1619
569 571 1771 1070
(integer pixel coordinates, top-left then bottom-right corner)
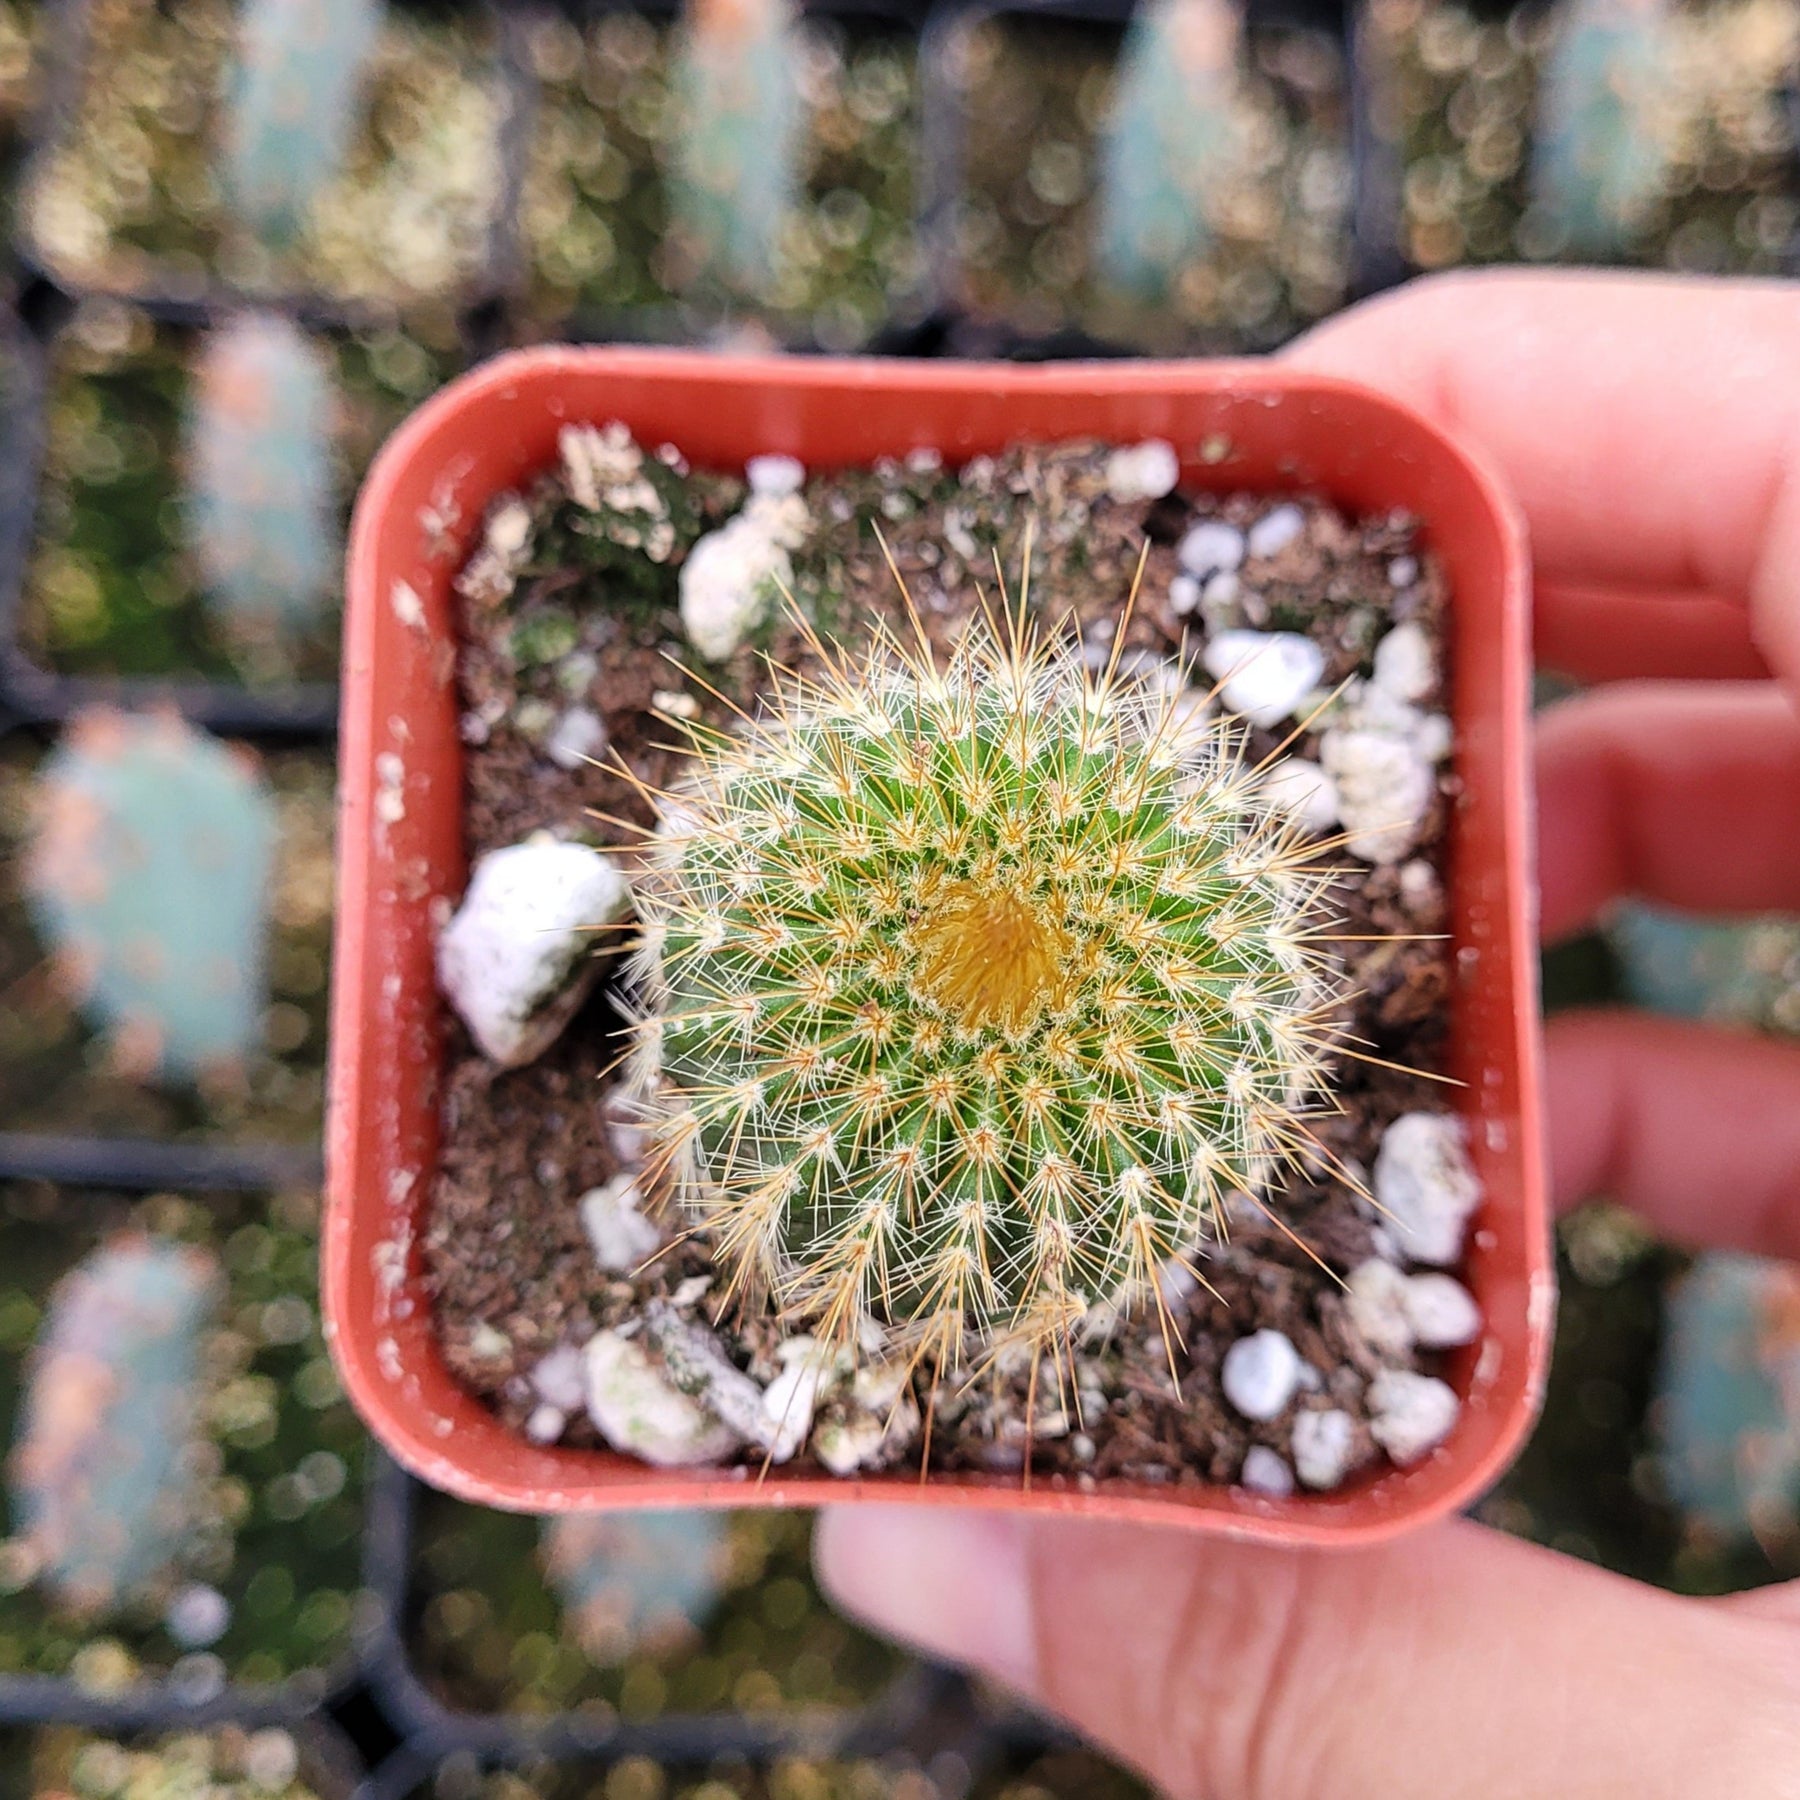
815 1509 1800 1800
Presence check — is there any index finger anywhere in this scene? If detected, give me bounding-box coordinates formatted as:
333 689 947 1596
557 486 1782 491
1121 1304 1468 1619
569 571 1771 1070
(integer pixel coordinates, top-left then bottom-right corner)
1283 271 1800 688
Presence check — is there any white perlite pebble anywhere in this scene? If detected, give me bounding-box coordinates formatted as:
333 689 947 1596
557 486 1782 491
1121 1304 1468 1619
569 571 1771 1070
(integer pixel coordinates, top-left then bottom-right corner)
584 1330 740 1467
525 1404 566 1445
1105 439 1180 502
579 1173 665 1274
761 1352 827 1465
436 839 631 1067
1259 757 1339 834
680 517 791 661
531 1344 587 1411
746 452 805 495
814 1413 888 1477
1240 1445 1296 1498
1246 503 1305 559
1319 728 1435 864
1169 573 1203 617
1221 1328 1303 1422
1375 1112 1484 1266
1372 621 1435 703
545 706 608 771
1368 1369 1460 1465
1346 1258 1416 1357
1292 1408 1357 1490
1203 630 1326 729
1177 519 1246 577
1403 1273 1483 1348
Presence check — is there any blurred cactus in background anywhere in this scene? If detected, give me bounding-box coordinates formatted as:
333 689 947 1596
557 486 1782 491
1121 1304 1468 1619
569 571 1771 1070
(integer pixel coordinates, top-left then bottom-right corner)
541 1511 732 1666
670 0 805 300
1657 1254 1800 1548
1096 0 1248 303
220 0 386 251
32 1725 324 1799
1609 901 1800 1032
186 312 339 663
1530 0 1671 256
24 709 277 1083
9 1236 220 1619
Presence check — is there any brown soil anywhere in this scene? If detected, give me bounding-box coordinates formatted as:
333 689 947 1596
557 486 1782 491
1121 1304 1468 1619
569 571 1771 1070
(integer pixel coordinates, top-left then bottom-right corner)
425 439 1455 1486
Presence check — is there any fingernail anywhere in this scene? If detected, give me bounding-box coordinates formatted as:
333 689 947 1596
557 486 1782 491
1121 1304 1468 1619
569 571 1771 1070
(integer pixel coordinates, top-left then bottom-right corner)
815 1506 1038 1692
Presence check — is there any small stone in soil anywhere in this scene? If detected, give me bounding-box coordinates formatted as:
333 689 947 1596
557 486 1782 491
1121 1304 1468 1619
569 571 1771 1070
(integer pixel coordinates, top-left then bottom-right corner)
1260 756 1340 833
1292 1407 1359 1491
1204 629 1326 729
1402 1274 1483 1349
579 1173 665 1274
1374 1112 1484 1266
1240 1445 1297 1497
1246 503 1305 559
1221 1328 1304 1422
584 1330 741 1467
1177 519 1247 576
545 705 608 770
1368 1369 1460 1465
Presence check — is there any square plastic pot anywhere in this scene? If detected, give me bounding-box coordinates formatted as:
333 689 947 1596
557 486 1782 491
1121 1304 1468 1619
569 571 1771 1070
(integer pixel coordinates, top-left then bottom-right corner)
327 347 1549 1545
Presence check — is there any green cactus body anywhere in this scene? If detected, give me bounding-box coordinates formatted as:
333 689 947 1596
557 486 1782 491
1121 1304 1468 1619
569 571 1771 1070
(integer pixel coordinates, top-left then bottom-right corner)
671 0 805 300
1530 0 1670 257
541 1510 732 1665
220 0 386 250
1609 901 1800 1032
632 613 1339 1363
186 313 339 656
1096 0 1244 302
1656 1253 1800 1544
25 709 277 1082
9 1235 220 1618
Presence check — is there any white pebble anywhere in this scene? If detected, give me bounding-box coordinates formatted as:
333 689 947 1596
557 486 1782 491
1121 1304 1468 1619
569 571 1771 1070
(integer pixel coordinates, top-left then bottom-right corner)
436 839 631 1067
1374 1113 1484 1267
1221 1328 1302 1422
1169 573 1203 617
814 1413 888 1477
1177 519 1246 577
679 514 793 661
1387 555 1419 588
1240 1445 1296 1497
164 1583 230 1649
1403 1274 1483 1348
1162 689 1215 758
1346 1258 1416 1357
1398 859 1442 915
580 1173 665 1274
525 1404 566 1445
545 706 608 771
1105 439 1180 502
531 1344 587 1411
1368 1369 1460 1465
1203 630 1326 729
1372 621 1436 704
584 1330 739 1467
1292 1408 1358 1491
1319 728 1434 863
760 1356 827 1464
746 452 805 495
1259 757 1340 834
1246 503 1305 559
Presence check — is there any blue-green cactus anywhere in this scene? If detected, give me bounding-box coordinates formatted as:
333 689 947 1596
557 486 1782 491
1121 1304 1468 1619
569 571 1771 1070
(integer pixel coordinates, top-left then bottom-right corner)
24 708 278 1081
219 0 386 250
1530 0 1670 258
1095 0 1245 302
1609 901 1800 1032
540 1511 732 1665
1656 1253 1800 1544
9 1235 220 1618
670 0 805 300
185 312 339 654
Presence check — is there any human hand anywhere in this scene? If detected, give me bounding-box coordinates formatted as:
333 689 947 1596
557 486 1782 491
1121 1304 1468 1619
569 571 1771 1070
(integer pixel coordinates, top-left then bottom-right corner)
815 272 1800 1800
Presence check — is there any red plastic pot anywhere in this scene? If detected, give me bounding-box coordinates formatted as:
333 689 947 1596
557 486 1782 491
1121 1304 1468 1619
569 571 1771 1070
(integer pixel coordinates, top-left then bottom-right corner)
327 348 1550 1544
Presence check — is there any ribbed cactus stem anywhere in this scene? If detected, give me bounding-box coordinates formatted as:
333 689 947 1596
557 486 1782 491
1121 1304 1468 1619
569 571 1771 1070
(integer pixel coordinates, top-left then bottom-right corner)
220 0 386 250
187 311 339 653
631 606 1342 1365
10 1235 220 1618
1097 0 1246 301
671 0 805 299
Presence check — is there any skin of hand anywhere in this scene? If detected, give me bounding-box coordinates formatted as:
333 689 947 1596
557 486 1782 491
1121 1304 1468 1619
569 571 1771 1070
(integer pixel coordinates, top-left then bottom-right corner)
814 271 1800 1800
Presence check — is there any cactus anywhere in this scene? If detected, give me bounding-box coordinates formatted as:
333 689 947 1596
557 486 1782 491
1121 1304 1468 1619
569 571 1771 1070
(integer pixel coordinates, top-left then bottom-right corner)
630 606 1341 1367
670 0 805 300
1095 0 1246 303
9 1236 220 1619
219 0 386 251
186 312 340 657
1530 0 1671 257
541 1511 732 1665
1608 901 1800 1033
24 708 278 1082
1656 1253 1800 1545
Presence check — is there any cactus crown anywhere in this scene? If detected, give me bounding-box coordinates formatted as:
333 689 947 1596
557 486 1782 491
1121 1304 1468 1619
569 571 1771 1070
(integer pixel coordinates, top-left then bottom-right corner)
631 599 1344 1364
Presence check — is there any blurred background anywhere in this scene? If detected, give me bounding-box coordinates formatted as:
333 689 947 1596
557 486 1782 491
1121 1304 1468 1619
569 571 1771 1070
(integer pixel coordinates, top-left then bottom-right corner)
0 0 1796 1793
